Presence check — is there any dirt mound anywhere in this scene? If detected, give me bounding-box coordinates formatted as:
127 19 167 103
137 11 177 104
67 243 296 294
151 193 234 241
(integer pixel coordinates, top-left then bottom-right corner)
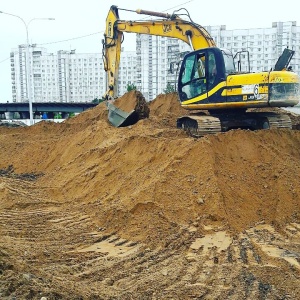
149 92 186 116
0 92 300 299
147 92 189 127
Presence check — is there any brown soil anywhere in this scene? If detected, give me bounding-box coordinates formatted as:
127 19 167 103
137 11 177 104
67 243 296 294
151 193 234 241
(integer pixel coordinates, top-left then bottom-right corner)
113 90 150 119
0 92 300 299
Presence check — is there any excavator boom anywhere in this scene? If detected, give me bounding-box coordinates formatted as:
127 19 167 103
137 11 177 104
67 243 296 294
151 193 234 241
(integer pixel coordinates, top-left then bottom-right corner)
103 5 215 100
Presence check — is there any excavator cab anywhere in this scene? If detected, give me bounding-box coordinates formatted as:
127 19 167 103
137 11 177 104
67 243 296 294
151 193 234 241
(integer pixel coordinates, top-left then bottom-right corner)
177 47 234 105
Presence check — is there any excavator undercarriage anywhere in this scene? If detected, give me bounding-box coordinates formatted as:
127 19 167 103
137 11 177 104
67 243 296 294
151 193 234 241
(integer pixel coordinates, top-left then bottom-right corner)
177 111 292 137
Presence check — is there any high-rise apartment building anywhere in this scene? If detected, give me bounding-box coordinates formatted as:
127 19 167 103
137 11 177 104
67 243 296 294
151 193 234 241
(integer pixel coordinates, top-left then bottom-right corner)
117 49 137 96
136 34 190 100
10 46 136 103
208 21 300 73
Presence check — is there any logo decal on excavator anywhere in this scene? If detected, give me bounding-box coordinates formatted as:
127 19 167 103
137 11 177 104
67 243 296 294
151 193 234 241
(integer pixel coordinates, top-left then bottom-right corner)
108 21 112 37
242 84 261 100
163 24 172 33
274 77 283 83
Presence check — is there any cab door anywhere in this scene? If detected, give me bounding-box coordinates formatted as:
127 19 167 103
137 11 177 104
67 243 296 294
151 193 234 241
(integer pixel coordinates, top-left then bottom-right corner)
177 50 208 102
178 48 225 105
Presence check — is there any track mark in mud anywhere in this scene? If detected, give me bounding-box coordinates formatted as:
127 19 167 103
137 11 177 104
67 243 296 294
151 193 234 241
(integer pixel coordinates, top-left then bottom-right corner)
186 224 300 272
182 228 277 299
260 245 300 268
0 208 58 239
247 223 300 269
49 213 91 227
76 234 141 257
285 223 300 237
0 165 43 181
187 230 263 267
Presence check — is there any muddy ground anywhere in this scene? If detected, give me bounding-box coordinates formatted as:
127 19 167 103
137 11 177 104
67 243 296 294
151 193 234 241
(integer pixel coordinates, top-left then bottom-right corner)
0 91 300 299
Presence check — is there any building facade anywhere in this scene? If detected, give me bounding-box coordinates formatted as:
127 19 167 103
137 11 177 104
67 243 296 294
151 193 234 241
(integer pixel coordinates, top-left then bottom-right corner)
208 21 300 74
10 46 136 103
136 34 190 100
117 49 137 96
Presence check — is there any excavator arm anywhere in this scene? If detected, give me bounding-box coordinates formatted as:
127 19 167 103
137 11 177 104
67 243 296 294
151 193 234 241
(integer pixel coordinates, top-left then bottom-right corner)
102 5 216 99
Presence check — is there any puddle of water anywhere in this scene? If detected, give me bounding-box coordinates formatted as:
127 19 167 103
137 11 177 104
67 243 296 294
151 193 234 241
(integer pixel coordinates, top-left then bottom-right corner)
190 231 232 253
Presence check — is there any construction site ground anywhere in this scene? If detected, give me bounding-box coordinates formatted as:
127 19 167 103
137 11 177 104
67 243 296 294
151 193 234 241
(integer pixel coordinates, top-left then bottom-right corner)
0 91 300 299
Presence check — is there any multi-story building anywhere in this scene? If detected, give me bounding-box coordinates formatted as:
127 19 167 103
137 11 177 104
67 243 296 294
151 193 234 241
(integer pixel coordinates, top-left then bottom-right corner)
10 46 136 103
208 21 300 74
117 49 137 96
136 34 190 100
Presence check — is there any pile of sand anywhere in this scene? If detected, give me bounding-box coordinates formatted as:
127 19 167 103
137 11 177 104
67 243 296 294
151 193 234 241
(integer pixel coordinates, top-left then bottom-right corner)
113 90 150 120
0 91 300 299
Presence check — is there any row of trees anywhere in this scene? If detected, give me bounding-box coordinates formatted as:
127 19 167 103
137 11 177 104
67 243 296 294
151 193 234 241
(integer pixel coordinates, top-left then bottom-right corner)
127 82 176 94
129 83 176 94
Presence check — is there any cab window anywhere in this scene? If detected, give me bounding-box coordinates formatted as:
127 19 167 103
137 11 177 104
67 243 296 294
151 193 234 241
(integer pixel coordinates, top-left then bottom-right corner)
178 52 207 100
207 51 217 89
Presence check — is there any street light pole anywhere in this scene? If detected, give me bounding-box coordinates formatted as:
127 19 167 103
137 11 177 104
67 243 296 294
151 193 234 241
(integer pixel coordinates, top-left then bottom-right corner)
0 11 54 125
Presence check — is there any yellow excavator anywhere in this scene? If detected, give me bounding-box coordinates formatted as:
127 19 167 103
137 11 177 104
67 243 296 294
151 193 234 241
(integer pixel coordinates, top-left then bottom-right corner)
102 5 300 136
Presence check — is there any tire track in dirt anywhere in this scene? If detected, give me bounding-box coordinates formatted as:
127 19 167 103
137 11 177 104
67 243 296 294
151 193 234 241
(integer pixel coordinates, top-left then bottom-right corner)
1 93 300 298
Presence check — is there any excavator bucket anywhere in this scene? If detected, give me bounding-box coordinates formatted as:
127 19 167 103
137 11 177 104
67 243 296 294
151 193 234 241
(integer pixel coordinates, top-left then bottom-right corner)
107 102 139 127
106 91 150 127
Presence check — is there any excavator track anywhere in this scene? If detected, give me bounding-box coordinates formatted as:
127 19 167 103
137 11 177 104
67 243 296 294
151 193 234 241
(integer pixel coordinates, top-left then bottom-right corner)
178 115 222 138
177 112 292 138
262 113 292 129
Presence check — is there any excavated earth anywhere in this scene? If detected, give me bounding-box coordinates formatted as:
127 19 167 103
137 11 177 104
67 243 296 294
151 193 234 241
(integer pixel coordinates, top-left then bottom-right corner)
0 92 300 299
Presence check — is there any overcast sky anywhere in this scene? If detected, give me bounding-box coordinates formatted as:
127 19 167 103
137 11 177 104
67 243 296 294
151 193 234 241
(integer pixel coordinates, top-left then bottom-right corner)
1 0 300 102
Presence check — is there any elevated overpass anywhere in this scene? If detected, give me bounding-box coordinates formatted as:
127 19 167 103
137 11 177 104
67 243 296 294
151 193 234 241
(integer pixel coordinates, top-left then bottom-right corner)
0 102 98 120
